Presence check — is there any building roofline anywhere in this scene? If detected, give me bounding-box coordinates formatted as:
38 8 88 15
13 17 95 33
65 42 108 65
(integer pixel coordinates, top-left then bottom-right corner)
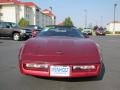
42 9 55 17
0 2 14 5
107 21 120 25
0 0 38 7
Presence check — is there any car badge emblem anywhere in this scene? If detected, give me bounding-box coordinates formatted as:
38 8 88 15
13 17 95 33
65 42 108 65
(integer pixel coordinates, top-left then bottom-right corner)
56 51 63 55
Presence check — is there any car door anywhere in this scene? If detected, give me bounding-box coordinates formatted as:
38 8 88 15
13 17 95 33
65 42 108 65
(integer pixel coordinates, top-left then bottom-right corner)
0 22 2 36
1 22 13 37
0 22 5 37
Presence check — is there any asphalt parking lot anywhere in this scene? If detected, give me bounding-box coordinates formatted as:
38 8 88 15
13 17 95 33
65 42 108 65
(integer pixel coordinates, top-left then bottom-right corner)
0 36 120 90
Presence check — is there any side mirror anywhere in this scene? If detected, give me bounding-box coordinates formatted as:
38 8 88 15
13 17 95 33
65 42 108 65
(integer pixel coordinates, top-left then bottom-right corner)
83 33 89 38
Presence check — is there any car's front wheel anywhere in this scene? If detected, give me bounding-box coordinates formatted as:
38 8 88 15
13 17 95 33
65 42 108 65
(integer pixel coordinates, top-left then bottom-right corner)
13 33 20 41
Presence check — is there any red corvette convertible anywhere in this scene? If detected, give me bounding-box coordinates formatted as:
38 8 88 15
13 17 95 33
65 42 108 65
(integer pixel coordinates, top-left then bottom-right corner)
19 26 103 78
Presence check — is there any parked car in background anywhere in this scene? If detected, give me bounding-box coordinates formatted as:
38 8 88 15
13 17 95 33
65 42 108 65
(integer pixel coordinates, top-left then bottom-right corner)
24 25 42 37
82 28 92 35
0 22 30 41
95 27 106 36
19 25 103 78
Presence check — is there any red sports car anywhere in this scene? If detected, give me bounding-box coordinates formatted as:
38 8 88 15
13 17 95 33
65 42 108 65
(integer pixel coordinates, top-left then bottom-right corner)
19 26 103 78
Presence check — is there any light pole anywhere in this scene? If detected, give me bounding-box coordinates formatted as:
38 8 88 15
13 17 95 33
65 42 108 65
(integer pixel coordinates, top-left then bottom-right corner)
49 6 52 12
84 9 87 28
49 6 56 25
113 3 117 35
100 16 103 26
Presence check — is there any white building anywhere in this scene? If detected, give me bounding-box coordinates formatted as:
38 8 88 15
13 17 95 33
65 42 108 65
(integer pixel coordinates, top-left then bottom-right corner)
106 21 120 33
0 1 18 23
42 9 56 27
0 0 56 27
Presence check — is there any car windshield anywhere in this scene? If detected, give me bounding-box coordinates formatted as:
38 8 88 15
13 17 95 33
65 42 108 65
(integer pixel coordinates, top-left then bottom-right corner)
83 28 91 31
10 23 20 28
38 26 84 38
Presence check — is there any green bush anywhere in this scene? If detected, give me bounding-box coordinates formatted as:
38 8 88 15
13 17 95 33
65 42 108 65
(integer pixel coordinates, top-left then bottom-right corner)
18 18 29 28
105 31 112 34
115 31 120 34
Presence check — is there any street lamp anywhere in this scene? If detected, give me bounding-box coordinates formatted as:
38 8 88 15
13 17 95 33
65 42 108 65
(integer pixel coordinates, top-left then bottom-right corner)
49 6 52 12
84 9 87 28
49 6 56 25
100 16 103 26
113 3 117 35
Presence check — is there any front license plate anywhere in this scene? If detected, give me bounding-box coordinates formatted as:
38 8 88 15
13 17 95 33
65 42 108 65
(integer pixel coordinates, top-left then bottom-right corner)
50 66 70 77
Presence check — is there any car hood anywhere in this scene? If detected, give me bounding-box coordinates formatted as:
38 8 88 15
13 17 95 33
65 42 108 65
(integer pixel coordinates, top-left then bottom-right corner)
21 37 101 64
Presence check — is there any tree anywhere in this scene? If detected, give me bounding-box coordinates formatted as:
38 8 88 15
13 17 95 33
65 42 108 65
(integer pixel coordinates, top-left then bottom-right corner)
93 25 98 31
63 17 74 26
18 18 29 28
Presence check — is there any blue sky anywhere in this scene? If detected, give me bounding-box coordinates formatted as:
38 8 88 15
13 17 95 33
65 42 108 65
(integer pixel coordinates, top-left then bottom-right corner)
23 0 120 27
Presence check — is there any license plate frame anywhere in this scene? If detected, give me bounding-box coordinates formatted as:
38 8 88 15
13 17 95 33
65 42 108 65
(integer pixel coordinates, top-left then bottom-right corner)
50 65 70 77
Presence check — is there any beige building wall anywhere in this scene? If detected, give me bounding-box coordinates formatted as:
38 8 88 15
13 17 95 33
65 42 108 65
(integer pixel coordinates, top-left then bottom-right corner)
0 2 56 27
106 22 120 32
0 4 16 23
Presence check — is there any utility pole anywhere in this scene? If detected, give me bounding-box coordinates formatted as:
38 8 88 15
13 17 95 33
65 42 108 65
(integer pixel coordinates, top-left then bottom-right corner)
84 9 87 28
49 6 52 12
100 16 103 26
113 3 117 35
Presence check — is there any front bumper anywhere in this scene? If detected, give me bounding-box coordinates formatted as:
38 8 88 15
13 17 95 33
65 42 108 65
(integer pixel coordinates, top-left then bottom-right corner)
96 32 106 35
20 33 31 39
20 63 101 78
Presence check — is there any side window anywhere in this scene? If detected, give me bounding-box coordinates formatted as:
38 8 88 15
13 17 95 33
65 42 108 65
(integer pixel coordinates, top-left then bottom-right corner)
1 23 6 28
0 22 6 28
0 22 11 28
0 22 3 28
2 23 11 28
6 23 11 28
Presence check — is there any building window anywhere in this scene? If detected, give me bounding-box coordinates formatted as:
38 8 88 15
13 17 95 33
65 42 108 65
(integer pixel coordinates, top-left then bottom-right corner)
0 13 3 16
36 8 39 12
0 5 2 9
